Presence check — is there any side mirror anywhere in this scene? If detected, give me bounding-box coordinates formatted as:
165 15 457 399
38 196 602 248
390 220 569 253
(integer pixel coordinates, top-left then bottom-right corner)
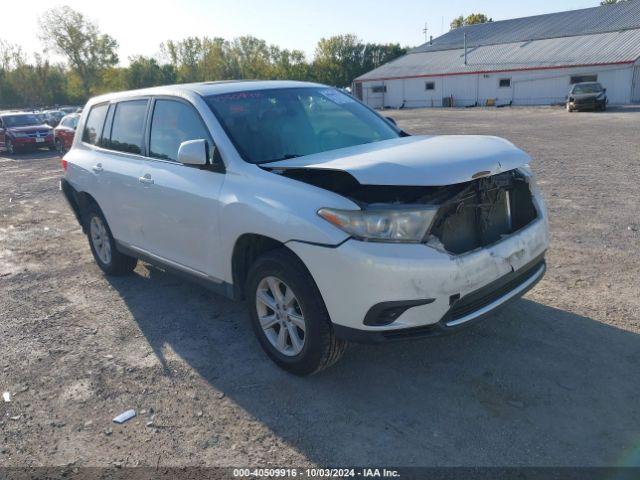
385 116 397 126
178 139 209 166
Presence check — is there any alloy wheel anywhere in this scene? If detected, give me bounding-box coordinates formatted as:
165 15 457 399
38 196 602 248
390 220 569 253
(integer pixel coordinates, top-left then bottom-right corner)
89 216 112 265
255 276 306 356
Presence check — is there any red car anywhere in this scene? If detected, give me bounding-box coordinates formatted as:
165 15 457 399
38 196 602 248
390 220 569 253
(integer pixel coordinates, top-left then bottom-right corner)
0 113 55 154
54 113 80 154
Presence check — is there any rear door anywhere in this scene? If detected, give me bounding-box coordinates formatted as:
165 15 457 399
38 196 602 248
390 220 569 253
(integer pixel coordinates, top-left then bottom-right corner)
92 99 150 248
135 97 225 277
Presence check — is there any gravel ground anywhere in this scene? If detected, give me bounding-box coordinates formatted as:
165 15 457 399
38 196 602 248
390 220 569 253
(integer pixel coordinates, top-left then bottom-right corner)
1 106 639 468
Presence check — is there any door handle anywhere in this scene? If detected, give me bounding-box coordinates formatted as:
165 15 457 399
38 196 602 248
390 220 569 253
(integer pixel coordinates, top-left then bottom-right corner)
92 163 103 173
139 173 154 185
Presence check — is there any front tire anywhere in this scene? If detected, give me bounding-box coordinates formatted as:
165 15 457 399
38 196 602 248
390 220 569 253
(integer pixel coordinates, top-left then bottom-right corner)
5 138 15 155
85 204 137 276
245 249 347 375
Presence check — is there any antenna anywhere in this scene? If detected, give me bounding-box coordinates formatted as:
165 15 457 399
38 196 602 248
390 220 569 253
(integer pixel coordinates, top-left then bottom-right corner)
423 22 428 43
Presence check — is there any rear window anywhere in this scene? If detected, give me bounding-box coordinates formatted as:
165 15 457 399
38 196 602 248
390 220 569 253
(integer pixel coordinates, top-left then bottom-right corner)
107 100 148 155
82 104 108 145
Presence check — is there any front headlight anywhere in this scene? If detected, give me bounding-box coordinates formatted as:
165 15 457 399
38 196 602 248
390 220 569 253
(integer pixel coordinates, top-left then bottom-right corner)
518 164 541 197
317 206 437 243
13 132 28 138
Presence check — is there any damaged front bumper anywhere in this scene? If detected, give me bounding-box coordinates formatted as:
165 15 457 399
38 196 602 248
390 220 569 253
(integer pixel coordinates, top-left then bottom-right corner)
287 200 549 343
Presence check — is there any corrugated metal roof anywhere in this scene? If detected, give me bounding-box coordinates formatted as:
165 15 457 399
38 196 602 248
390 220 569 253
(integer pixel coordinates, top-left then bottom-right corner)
356 29 640 81
412 1 640 53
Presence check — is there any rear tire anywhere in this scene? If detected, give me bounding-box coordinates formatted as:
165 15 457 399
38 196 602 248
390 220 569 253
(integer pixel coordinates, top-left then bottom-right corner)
245 248 347 375
85 204 137 276
55 138 64 154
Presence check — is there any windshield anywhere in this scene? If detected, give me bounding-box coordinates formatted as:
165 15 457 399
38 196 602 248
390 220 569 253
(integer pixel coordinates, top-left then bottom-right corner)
572 83 603 94
3 115 41 127
205 87 400 164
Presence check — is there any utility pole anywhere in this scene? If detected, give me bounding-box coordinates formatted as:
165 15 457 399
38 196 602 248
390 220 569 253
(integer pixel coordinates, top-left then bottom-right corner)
423 22 428 43
464 32 468 65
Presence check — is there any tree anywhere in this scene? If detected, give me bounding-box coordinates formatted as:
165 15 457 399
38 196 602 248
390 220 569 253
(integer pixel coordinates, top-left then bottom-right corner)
601 0 628 4
451 13 492 29
450 16 465 29
38 6 119 98
125 56 176 89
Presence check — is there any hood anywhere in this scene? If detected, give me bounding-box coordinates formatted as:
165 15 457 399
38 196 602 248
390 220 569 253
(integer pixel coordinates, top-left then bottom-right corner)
266 135 531 186
8 124 52 133
572 93 604 100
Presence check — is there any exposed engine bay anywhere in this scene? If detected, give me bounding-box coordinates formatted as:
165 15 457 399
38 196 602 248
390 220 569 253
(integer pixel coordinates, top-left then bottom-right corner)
268 167 538 255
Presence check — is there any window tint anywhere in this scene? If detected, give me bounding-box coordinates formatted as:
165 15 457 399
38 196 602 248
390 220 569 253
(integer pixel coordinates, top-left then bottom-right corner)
371 85 387 93
108 100 148 154
82 104 108 145
149 100 211 162
425 82 435 90
499 78 511 88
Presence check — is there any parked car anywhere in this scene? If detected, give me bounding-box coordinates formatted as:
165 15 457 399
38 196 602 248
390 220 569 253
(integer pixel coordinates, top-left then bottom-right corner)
0 112 55 154
54 113 80 154
566 82 607 112
42 109 66 127
59 106 80 114
60 81 549 375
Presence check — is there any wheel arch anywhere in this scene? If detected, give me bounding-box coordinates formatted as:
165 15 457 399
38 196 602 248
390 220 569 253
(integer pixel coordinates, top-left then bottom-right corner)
231 233 312 301
61 180 101 234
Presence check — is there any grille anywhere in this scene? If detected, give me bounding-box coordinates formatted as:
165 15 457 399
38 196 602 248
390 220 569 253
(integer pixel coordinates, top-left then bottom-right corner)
442 255 546 324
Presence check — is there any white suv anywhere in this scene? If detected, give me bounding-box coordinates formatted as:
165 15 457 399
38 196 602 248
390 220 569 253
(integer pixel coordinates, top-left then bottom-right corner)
61 81 548 375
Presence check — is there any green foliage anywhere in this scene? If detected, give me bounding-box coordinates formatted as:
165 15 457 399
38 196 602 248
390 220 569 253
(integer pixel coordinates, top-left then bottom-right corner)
38 6 119 97
0 6 410 109
600 0 628 4
451 13 492 29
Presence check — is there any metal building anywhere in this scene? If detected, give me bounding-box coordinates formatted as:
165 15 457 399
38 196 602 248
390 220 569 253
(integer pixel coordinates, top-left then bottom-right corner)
354 1 640 108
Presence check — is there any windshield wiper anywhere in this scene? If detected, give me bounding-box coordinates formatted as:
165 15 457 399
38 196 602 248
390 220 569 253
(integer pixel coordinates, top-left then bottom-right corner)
261 154 302 164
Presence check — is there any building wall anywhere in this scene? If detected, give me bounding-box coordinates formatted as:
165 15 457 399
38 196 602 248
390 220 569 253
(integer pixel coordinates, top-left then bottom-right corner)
358 64 635 108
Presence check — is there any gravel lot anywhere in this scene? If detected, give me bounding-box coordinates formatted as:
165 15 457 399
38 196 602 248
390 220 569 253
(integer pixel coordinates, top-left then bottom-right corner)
1 106 639 468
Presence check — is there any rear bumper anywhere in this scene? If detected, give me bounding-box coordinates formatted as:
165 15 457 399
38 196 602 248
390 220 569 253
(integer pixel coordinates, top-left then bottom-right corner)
60 178 86 232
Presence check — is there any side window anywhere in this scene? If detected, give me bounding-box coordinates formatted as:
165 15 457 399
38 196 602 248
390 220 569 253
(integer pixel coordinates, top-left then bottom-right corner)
82 104 108 145
149 99 211 162
108 100 148 155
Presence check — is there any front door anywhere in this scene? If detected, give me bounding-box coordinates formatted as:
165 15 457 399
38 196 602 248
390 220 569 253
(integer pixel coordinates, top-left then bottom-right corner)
136 98 225 277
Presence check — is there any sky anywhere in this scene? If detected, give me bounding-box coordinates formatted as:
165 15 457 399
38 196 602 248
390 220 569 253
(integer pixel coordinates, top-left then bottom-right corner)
6 0 600 64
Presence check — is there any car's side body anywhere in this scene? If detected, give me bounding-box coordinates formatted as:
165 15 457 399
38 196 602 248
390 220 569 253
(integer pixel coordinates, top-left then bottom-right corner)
61 81 549 372
54 113 80 153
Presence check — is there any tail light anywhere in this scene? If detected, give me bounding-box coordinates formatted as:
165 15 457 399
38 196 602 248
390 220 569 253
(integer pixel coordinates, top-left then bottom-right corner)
61 158 68 172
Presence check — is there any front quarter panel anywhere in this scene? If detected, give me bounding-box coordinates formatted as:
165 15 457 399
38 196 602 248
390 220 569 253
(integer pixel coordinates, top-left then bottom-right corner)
217 165 356 283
